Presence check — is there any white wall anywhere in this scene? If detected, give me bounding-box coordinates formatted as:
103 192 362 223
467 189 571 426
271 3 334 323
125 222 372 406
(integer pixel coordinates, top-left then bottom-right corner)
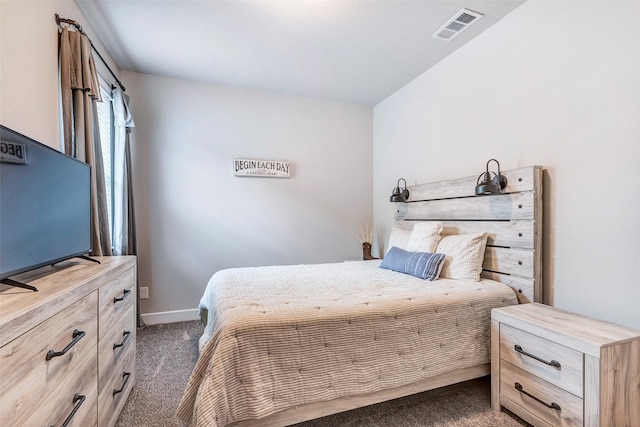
122 71 373 315
374 0 640 329
0 0 119 148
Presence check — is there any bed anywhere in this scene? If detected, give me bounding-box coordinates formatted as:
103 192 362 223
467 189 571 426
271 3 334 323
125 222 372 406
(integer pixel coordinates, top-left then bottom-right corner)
177 165 543 427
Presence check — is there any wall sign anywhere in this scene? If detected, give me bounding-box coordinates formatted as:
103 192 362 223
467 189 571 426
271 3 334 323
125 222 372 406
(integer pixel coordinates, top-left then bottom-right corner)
234 159 291 178
0 141 27 164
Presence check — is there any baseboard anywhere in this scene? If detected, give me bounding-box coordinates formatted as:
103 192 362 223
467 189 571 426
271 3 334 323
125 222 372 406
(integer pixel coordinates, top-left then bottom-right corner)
142 308 200 325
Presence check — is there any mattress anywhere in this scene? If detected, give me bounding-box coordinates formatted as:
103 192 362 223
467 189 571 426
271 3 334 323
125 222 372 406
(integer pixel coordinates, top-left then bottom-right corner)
176 260 518 426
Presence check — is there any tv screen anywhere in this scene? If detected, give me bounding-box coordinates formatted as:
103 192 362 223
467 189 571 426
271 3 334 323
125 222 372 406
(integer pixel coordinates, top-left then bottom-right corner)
0 125 91 280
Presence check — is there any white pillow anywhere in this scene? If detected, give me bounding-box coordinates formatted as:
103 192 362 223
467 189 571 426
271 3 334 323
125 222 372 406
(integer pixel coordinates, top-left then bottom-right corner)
407 222 442 253
386 225 412 254
436 233 488 281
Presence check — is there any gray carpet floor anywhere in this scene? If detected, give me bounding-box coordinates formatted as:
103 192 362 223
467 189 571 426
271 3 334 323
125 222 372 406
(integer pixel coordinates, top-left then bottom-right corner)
116 320 530 426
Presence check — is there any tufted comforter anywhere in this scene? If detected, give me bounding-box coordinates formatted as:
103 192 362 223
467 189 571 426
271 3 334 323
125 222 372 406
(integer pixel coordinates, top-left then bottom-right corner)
176 260 518 426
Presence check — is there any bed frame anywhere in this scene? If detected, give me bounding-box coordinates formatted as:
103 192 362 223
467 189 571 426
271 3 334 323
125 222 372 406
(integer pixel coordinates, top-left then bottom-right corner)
228 165 543 427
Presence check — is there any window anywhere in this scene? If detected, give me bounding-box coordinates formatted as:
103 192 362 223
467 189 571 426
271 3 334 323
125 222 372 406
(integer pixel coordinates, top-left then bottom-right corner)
96 76 114 239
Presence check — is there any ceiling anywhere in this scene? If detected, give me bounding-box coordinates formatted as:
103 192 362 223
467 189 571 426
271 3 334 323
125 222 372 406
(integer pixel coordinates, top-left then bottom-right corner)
76 0 525 106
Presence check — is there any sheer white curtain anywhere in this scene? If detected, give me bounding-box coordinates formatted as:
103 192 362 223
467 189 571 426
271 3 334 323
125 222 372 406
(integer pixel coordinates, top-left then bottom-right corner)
112 87 144 327
111 87 135 255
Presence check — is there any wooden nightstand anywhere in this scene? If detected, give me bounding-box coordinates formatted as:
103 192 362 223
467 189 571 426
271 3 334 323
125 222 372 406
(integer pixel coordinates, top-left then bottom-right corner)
491 303 640 427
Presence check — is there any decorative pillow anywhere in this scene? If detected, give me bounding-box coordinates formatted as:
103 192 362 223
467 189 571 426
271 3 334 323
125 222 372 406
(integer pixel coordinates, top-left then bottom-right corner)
379 246 446 281
386 225 412 254
407 221 442 253
436 233 488 281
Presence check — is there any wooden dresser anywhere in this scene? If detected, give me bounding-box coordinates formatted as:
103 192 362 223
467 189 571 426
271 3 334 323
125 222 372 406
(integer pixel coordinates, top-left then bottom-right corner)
0 256 137 427
491 303 640 427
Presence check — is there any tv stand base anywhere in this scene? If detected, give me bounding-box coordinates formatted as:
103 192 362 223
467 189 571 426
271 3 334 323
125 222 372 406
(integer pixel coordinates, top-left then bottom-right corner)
0 278 38 292
77 255 101 264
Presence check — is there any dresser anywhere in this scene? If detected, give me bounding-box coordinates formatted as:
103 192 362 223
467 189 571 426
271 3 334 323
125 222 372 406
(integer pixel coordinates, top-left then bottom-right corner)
491 303 640 427
0 256 137 427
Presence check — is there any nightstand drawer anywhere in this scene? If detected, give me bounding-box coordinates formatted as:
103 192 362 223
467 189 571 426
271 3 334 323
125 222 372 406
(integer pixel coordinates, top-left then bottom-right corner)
501 361 583 427
500 323 583 397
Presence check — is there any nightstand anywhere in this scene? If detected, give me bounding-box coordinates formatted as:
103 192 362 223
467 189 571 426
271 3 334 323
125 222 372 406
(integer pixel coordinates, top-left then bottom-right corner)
491 303 640 427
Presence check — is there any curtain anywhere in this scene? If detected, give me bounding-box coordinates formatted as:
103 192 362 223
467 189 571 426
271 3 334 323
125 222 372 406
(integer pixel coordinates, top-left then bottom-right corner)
59 27 112 256
112 87 145 328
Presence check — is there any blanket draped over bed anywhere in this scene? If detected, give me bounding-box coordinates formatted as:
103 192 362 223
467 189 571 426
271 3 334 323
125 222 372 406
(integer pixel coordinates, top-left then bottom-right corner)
176 260 518 426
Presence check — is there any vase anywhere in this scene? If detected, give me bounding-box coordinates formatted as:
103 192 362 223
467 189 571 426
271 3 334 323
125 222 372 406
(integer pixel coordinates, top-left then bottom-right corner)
362 242 378 260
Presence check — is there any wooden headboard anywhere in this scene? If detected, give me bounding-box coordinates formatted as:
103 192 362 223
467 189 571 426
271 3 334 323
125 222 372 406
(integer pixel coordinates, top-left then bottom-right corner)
393 166 543 304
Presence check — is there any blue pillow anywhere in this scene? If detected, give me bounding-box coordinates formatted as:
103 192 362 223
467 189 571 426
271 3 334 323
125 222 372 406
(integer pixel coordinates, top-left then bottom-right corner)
379 246 446 281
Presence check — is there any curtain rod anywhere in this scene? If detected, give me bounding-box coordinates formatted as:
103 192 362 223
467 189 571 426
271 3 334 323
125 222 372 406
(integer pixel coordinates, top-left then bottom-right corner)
55 13 126 92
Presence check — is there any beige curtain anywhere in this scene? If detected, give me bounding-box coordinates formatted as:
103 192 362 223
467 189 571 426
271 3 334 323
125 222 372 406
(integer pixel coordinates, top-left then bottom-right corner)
59 27 112 256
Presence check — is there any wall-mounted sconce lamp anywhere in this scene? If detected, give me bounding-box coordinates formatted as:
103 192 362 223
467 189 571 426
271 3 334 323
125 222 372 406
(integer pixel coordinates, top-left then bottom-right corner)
475 159 508 195
390 178 410 202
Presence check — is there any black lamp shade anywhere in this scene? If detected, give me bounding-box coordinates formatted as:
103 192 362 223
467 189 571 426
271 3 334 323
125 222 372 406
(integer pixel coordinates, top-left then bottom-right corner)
390 178 409 202
475 172 500 195
474 160 508 196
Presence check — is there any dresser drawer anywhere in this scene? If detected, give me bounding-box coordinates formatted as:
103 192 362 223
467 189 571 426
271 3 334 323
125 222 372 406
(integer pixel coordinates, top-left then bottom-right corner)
0 291 98 426
99 304 135 382
23 353 98 427
98 339 136 427
99 267 136 340
500 323 583 397
501 361 583 427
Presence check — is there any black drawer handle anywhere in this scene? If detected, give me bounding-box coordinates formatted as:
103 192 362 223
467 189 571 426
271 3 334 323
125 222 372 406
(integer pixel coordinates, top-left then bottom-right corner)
113 371 131 396
515 382 561 411
113 330 132 350
49 393 85 427
514 345 561 368
46 330 86 361
113 288 132 304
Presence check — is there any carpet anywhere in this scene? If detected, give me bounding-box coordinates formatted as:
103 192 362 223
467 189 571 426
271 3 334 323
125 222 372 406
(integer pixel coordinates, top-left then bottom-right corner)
116 320 530 426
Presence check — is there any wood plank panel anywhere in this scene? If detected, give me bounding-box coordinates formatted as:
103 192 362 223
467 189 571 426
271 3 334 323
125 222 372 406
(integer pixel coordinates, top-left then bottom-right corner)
481 272 534 304
395 191 534 221
491 320 501 411
394 220 535 249
600 339 640 426
407 166 541 201
584 354 600 427
483 247 534 278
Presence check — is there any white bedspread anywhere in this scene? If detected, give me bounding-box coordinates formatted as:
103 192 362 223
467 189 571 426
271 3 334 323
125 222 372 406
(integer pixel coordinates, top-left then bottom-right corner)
177 260 518 426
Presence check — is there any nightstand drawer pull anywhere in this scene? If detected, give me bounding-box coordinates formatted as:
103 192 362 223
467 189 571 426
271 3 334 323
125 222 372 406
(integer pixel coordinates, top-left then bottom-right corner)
514 382 561 411
46 329 86 361
113 371 131 396
113 288 132 303
113 330 132 350
514 344 561 368
50 393 85 427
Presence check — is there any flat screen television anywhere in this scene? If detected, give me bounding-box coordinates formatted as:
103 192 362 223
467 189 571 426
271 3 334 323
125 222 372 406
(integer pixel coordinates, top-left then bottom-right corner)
0 125 92 290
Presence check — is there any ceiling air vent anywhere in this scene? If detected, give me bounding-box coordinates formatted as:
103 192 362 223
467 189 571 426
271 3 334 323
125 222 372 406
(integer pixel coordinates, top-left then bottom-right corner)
431 8 484 42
